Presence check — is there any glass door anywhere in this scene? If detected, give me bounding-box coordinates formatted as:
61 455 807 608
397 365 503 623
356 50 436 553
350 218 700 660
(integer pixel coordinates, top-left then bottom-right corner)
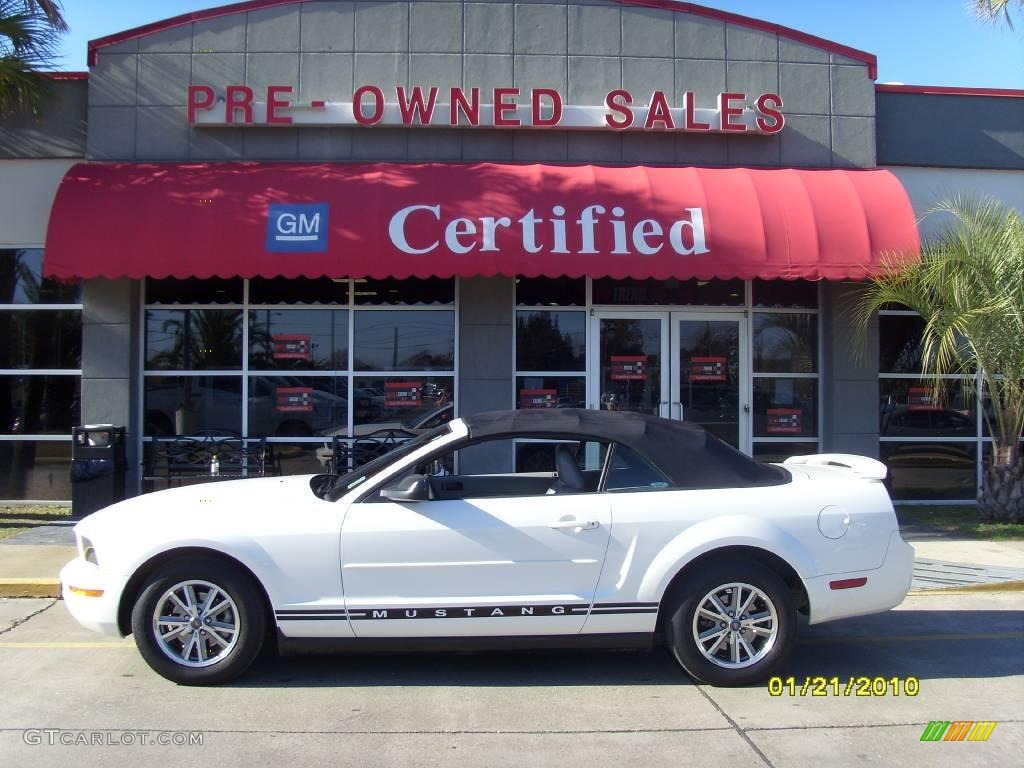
671 313 749 451
591 313 669 417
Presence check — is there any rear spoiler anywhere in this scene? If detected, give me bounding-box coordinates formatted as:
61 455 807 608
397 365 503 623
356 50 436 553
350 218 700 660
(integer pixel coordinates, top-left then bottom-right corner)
783 454 888 481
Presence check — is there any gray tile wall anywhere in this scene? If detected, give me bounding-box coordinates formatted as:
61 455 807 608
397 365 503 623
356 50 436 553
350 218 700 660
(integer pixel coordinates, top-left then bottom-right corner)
820 282 879 457
81 279 142 494
87 0 876 167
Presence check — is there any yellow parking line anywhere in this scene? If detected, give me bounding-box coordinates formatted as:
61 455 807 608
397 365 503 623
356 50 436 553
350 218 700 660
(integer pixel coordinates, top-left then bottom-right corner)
803 631 1024 645
0 641 132 648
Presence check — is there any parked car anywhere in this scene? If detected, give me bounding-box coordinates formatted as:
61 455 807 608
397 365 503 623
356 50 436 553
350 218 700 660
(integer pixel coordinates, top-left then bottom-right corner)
61 409 912 687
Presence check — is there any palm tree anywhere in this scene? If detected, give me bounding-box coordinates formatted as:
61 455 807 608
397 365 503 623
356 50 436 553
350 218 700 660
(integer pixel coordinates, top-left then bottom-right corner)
854 197 1024 521
971 0 1021 26
0 0 67 116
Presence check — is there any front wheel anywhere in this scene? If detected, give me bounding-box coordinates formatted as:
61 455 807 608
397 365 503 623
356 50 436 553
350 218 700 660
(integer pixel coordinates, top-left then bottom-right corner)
130 558 266 685
664 560 796 686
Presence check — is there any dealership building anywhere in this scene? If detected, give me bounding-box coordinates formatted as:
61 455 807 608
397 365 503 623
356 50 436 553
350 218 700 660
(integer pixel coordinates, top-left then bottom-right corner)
1 0 1022 503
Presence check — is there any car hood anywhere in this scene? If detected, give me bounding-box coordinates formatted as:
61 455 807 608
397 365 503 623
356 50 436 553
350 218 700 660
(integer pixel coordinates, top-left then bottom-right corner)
74 474 321 544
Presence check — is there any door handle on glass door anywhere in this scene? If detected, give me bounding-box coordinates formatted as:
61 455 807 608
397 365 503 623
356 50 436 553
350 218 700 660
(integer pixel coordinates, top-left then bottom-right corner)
548 518 599 531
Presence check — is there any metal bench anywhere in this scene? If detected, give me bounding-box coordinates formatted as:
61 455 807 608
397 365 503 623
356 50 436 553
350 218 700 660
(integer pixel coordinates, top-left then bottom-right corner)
143 432 277 488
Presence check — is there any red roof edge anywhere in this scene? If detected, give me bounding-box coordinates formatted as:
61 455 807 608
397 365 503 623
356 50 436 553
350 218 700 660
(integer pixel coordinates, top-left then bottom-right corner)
876 84 1024 99
39 71 88 81
617 0 878 79
87 0 307 66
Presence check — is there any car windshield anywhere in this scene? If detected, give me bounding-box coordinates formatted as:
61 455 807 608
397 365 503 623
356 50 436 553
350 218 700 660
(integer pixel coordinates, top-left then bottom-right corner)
322 422 453 501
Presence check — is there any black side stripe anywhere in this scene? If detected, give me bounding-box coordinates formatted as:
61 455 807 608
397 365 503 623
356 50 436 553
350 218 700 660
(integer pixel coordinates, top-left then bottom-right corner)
275 603 659 621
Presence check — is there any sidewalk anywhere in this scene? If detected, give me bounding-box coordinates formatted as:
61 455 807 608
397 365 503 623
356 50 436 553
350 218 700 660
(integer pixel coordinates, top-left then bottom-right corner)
0 519 1021 599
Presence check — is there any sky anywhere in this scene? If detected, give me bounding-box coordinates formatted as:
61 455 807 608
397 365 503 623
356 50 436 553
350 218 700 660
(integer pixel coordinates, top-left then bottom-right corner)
53 0 1024 88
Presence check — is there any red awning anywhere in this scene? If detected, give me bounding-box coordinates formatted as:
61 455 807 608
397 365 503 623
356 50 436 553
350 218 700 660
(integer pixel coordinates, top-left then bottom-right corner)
44 162 919 281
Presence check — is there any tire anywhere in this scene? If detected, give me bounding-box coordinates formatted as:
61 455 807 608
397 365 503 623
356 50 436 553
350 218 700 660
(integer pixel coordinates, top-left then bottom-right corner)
663 559 796 687
130 557 267 685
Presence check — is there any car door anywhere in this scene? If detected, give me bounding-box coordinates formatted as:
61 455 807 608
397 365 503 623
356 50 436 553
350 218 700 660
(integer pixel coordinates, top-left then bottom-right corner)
340 438 612 637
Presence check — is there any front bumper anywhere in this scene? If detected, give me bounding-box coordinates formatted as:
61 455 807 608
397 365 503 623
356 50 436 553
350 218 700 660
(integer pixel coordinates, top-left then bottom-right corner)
804 530 914 625
60 557 122 637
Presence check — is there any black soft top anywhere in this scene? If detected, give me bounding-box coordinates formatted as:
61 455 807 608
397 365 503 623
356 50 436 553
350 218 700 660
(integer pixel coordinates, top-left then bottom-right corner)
462 409 786 489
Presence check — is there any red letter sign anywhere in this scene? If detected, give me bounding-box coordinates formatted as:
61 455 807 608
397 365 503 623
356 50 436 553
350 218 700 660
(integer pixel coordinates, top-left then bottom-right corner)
493 88 520 127
755 93 785 134
719 92 747 132
450 87 480 126
643 91 675 130
605 90 634 129
225 85 254 124
187 85 215 124
354 85 385 126
397 86 438 125
531 88 563 127
267 85 293 124
683 91 710 131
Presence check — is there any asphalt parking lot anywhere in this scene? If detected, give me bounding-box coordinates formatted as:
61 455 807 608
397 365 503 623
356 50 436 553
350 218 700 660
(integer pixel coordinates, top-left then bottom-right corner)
0 592 1020 767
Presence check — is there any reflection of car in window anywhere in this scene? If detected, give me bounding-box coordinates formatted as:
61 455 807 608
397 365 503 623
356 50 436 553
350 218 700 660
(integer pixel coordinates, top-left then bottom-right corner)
880 406 974 437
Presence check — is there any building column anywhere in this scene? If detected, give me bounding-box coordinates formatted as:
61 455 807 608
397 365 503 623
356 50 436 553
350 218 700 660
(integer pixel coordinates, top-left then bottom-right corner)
81 278 141 495
820 281 879 457
457 276 514 473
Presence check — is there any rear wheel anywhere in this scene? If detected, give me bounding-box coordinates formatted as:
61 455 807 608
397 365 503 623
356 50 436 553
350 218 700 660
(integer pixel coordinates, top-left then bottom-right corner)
664 560 796 686
130 558 266 685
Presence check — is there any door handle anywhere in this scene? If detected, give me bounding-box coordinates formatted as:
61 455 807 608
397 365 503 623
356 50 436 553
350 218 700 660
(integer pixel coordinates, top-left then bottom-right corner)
549 518 599 531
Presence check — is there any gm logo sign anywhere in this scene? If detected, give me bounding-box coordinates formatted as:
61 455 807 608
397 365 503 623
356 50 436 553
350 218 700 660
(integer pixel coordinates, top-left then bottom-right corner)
266 203 329 252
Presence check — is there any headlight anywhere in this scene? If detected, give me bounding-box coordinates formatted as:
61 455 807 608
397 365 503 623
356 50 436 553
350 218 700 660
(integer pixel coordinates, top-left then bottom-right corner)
80 536 98 565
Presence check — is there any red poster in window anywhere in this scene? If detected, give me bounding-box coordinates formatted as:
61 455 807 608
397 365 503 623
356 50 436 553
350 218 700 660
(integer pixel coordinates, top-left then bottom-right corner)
276 386 314 413
610 355 647 381
766 408 802 433
689 356 726 382
272 333 312 361
908 386 936 410
385 381 422 407
519 388 557 409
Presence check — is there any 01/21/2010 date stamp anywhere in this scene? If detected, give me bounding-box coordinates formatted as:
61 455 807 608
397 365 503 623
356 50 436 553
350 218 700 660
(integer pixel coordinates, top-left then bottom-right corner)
767 676 921 697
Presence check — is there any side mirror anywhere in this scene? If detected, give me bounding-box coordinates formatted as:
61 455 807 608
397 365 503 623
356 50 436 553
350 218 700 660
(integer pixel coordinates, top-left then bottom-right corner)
380 474 430 503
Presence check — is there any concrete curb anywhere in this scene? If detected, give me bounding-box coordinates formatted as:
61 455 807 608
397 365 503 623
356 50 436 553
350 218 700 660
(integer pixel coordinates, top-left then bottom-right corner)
908 580 1024 596
0 580 61 599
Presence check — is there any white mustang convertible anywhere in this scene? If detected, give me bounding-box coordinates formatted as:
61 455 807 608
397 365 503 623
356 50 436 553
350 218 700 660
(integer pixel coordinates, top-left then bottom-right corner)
62 409 913 686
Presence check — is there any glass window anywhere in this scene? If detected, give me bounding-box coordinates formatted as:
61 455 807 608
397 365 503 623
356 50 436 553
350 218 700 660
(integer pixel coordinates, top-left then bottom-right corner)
516 311 586 371
0 440 72 499
515 276 585 307
881 441 977 500
880 379 976 438
143 376 243 436
753 378 818 438
514 440 608 474
249 310 348 370
606 444 671 492
145 309 243 370
352 277 455 305
0 249 81 304
144 277 243 304
592 278 744 306
753 313 817 373
353 311 454 371
0 310 81 369
752 442 820 464
265 442 337 476
752 280 818 308
352 376 453 437
249 277 349 305
516 376 586 410
248 376 349 438
0 375 79 434
878 315 926 374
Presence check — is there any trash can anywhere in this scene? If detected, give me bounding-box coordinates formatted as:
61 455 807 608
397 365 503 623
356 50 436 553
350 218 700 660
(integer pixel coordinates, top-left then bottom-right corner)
71 425 127 517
